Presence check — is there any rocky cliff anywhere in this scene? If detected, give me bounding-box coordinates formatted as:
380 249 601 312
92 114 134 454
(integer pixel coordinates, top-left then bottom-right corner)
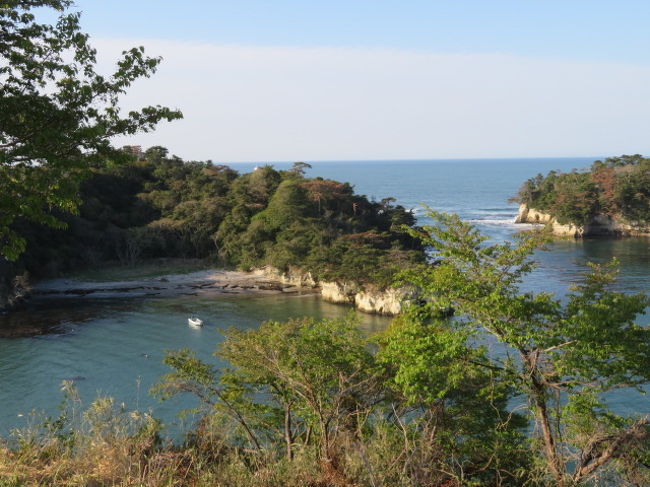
251 266 318 289
253 266 410 315
318 280 410 315
514 204 650 237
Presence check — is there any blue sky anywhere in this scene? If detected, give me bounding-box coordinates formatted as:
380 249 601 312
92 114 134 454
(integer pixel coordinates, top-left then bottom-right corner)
43 1 650 161
68 0 650 65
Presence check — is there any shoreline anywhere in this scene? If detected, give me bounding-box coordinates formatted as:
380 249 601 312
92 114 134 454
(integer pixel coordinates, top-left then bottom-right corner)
30 268 311 300
0 268 315 338
1 262 408 338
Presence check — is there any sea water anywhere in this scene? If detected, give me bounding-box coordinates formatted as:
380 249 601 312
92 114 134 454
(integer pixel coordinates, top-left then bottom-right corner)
1 158 648 437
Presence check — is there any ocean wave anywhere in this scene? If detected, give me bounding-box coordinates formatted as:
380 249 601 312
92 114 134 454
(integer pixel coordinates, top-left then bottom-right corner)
474 208 516 213
467 218 534 228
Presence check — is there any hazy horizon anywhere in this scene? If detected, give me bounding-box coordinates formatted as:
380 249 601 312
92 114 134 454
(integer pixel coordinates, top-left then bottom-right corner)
216 155 602 165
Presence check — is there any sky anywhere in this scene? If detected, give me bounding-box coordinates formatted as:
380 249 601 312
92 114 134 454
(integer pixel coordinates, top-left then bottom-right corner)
44 1 650 161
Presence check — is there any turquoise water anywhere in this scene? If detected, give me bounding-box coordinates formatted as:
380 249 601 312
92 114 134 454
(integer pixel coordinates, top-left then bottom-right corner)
0 294 390 437
1 157 649 436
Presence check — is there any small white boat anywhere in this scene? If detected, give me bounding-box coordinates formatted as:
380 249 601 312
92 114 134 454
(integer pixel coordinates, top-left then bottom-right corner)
188 317 203 328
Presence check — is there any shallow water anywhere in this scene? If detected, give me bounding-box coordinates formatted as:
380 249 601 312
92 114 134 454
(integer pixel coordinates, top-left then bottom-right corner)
1 157 649 437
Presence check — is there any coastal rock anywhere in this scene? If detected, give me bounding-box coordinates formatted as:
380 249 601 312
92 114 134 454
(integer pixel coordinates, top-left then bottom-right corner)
514 204 553 224
354 287 409 315
254 266 409 315
252 266 318 288
515 204 650 237
320 281 358 304
321 281 413 315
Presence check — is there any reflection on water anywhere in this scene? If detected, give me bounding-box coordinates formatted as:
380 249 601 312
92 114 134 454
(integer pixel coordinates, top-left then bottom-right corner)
528 238 650 303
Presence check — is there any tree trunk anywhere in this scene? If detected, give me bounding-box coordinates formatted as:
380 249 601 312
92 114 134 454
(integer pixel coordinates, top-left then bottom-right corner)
284 405 294 461
531 375 566 487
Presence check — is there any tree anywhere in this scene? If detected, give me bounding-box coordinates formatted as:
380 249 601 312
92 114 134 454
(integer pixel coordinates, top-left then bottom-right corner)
287 161 312 178
399 210 650 486
154 317 379 466
0 1 182 260
301 179 350 215
376 314 530 485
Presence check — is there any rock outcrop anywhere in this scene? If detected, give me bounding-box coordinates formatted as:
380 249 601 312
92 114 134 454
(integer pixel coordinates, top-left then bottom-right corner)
320 281 358 305
252 266 318 288
254 266 411 315
354 287 408 315
320 281 411 315
515 204 650 238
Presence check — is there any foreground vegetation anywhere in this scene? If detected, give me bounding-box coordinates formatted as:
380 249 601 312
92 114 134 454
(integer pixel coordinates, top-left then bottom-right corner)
3 214 649 487
515 154 650 226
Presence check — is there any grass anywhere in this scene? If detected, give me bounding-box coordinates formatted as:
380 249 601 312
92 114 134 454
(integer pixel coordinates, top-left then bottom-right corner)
0 383 449 487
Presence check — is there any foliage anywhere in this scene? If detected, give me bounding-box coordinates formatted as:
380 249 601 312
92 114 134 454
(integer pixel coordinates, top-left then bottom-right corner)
0 1 182 260
399 209 650 486
376 314 530 485
154 317 378 462
10 151 422 289
153 315 532 486
515 155 650 225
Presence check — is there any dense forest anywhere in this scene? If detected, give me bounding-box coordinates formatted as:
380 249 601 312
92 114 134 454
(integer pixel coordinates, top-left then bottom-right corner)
12 147 423 287
515 154 650 225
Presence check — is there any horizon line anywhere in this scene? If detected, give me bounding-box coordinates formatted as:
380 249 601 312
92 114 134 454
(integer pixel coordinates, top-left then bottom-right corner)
208 155 609 165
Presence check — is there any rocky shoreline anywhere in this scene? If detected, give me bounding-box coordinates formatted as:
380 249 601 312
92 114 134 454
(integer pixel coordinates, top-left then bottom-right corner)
0 269 316 338
252 266 411 316
0 266 409 337
514 204 650 238
30 269 308 300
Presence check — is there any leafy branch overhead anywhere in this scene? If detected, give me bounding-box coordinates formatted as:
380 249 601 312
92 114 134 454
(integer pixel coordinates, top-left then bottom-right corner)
0 0 182 259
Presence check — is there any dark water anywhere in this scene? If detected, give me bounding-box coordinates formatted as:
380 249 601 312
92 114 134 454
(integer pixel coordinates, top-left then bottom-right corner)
1 157 649 436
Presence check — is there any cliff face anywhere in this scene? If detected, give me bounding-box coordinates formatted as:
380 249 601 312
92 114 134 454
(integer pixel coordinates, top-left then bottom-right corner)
354 288 407 315
514 204 650 237
252 266 318 289
320 281 409 316
253 266 409 316
320 281 357 304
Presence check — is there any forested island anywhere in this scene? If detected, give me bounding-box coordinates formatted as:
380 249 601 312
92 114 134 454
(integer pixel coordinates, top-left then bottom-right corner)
514 155 650 237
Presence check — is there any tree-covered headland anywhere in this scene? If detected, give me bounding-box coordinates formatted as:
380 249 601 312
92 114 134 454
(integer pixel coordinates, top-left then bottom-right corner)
14 149 423 286
515 155 650 227
0 0 421 293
